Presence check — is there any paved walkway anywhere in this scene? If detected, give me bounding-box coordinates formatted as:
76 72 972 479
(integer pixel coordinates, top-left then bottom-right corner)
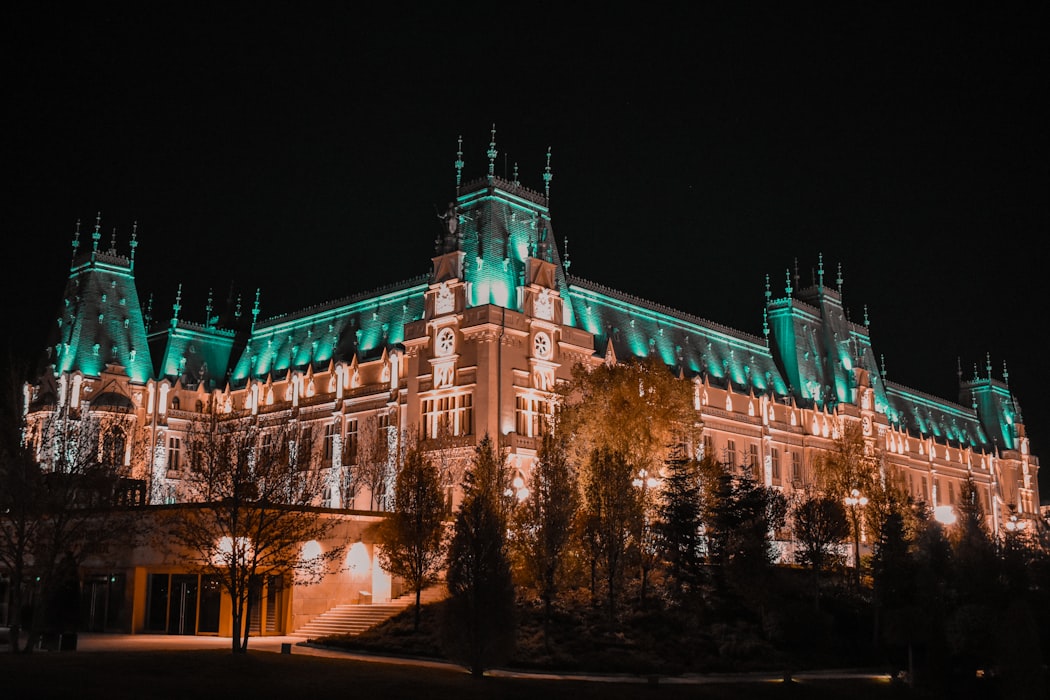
54 632 895 686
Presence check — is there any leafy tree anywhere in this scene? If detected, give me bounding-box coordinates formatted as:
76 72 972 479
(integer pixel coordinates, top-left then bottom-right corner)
578 446 640 616
161 416 341 653
509 429 578 634
813 421 879 590
1 361 143 653
443 434 515 676
790 492 849 609
372 445 447 631
558 356 699 488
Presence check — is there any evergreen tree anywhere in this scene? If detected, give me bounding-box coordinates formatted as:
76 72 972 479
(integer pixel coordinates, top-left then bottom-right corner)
443 434 515 676
653 454 704 604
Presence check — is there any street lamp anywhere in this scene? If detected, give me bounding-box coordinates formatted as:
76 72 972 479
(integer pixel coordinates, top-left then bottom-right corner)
844 488 868 589
1004 513 1026 532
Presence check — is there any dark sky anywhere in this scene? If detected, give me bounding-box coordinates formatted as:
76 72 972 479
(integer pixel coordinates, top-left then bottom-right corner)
6 5 1048 497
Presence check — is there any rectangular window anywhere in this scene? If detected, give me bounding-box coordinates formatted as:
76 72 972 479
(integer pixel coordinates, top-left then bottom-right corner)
323 424 337 466
725 440 736 466
167 437 181 471
791 451 802 483
770 448 780 480
344 419 359 464
748 444 759 470
702 434 714 460
422 393 473 439
515 394 552 438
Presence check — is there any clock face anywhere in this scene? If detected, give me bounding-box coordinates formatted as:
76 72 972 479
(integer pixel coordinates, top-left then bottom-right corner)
435 327 456 356
533 331 551 359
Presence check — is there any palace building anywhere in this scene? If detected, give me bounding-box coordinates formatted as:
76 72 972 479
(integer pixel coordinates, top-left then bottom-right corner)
15 133 1040 637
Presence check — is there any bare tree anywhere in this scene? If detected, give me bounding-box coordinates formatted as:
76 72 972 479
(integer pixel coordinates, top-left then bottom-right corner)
356 414 395 511
372 445 447 631
160 415 341 653
1 364 143 653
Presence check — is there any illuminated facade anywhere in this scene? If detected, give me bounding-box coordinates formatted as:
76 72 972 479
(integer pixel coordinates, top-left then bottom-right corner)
19 133 1040 635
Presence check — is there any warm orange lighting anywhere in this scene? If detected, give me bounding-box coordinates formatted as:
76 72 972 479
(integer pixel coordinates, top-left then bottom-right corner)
346 540 370 576
934 505 957 526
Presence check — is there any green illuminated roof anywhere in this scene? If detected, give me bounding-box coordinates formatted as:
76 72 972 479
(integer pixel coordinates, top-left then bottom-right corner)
47 250 153 384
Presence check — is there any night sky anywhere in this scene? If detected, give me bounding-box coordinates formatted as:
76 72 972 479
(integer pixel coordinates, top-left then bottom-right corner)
6 6 1047 498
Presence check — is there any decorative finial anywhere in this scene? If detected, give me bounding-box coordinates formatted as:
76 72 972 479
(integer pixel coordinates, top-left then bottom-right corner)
793 258 800 292
109 226 118 255
763 307 769 339
817 253 824 289
880 353 887 379
235 294 242 321
563 236 571 271
205 288 214 328
764 273 771 300
129 221 138 269
1002 360 1009 385
252 288 261 332
836 262 843 290
92 212 102 253
863 304 869 326
543 146 553 202
784 268 792 296
71 219 81 263
455 134 464 192
986 352 992 379
957 356 962 381
513 161 519 186
487 124 497 178
171 283 183 330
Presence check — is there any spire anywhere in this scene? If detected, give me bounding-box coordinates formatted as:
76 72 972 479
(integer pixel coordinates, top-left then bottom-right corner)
957 356 963 382
762 307 769 344
109 226 118 255
251 288 261 332
784 268 793 297
129 221 138 270
512 161 519 186
986 352 992 380
543 146 553 202
817 253 825 290
792 258 800 292
836 262 843 291
171 284 182 330
92 212 102 254
863 304 869 326
486 124 497 179
455 134 464 193
70 218 81 264
235 293 242 322
880 353 887 380
562 236 571 272
764 273 771 301
1002 360 1009 386
205 288 214 328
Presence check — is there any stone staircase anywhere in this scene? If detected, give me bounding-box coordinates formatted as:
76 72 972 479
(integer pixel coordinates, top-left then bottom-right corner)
291 584 446 640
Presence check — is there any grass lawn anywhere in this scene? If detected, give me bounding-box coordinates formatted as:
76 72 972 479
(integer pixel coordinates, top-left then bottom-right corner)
1 649 927 700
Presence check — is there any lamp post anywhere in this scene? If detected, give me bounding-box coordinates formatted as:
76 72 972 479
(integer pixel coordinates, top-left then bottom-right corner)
632 467 661 602
844 488 868 590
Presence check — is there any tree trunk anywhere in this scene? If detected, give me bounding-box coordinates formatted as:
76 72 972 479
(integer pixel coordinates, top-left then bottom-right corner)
414 587 421 632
